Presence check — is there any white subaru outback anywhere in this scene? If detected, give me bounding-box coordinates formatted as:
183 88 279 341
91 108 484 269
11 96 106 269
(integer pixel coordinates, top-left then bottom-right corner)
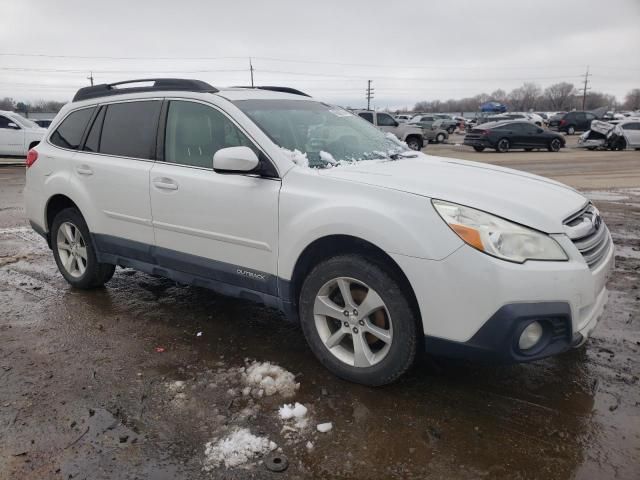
25 79 614 386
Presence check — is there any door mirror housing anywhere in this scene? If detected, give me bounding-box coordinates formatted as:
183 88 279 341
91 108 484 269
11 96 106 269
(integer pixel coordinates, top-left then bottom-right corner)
537 128 544 134
7 122 20 130
213 146 259 173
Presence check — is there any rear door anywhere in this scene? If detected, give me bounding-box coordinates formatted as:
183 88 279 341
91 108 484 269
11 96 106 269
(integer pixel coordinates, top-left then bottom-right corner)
583 112 596 130
621 122 640 146
70 100 161 258
0 114 25 155
149 99 280 295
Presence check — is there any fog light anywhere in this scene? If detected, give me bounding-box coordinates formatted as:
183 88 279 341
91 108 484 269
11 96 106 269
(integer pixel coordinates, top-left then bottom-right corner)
518 321 543 350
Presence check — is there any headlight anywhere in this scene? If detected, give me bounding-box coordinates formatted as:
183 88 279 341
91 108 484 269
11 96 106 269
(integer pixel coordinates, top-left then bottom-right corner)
432 199 568 263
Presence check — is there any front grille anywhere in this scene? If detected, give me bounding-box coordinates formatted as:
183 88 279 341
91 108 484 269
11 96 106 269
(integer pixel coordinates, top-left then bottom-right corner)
564 204 611 269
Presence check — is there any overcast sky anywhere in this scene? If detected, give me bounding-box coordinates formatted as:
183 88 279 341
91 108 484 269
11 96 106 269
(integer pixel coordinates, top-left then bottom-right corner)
1 0 638 109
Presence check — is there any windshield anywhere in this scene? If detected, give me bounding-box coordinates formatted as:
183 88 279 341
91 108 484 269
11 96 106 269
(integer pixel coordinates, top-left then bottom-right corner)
234 99 408 168
8 113 39 129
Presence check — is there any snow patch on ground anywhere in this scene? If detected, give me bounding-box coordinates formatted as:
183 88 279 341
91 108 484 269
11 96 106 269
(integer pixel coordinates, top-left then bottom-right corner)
242 361 299 398
584 191 630 202
203 428 277 469
317 422 333 433
278 402 309 430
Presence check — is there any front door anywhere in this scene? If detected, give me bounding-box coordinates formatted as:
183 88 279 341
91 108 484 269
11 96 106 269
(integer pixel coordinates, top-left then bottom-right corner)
0 115 25 156
149 99 280 295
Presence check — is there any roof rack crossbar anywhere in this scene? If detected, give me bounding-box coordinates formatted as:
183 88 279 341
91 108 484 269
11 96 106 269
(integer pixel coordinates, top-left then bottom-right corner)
233 86 310 97
72 78 218 102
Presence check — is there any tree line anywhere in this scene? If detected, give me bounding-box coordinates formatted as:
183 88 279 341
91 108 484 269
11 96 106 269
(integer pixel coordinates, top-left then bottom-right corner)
0 97 66 114
410 83 640 114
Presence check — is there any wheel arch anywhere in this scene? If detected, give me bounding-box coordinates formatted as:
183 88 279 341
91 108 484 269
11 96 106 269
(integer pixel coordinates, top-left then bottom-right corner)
45 194 83 243
285 234 423 335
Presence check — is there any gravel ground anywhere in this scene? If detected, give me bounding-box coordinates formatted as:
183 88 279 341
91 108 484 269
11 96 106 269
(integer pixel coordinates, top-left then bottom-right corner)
1 144 639 480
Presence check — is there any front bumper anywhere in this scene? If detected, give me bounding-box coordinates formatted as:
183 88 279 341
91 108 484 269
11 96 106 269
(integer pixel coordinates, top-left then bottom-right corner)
390 232 614 363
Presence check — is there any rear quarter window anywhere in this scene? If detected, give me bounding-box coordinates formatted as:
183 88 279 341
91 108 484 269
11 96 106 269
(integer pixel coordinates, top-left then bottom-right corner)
50 107 96 150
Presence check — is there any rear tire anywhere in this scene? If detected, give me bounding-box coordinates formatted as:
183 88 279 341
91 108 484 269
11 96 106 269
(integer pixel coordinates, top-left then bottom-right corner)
51 208 115 289
566 125 576 135
299 255 418 386
548 138 562 152
496 138 510 153
473 146 485 152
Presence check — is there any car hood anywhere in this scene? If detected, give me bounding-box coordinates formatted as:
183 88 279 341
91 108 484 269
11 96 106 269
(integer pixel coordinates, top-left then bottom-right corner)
319 154 587 233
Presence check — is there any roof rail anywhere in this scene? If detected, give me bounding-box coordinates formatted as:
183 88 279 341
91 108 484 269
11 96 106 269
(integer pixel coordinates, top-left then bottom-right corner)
72 78 218 102
233 86 310 97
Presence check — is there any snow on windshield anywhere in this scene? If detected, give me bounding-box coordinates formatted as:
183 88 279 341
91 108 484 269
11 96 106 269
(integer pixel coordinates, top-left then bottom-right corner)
236 99 409 168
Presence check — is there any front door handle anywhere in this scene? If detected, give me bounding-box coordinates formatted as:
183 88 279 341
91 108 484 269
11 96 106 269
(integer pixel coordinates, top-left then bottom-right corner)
153 177 179 191
75 165 93 176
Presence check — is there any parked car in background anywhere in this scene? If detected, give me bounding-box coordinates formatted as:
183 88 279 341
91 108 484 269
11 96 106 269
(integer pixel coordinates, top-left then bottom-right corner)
431 114 458 134
407 116 449 143
394 114 412 123
549 111 598 134
0 110 46 156
25 78 614 386
535 112 549 125
355 110 425 150
578 118 640 151
464 120 565 153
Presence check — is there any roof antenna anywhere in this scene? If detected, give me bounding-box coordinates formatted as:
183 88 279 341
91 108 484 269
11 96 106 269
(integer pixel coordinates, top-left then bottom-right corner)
87 71 94 86
249 58 254 88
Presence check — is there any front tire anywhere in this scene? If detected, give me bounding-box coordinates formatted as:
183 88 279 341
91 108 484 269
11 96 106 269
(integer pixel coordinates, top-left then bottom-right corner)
548 138 562 152
299 255 418 386
436 133 446 143
51 208 115 289
406 136 422 151
496 138 510 153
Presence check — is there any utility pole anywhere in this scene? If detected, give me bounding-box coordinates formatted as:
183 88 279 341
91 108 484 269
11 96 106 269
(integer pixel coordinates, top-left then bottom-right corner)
249 58 254 88
87 71 94 86
581 66 591 110
366 80 374 110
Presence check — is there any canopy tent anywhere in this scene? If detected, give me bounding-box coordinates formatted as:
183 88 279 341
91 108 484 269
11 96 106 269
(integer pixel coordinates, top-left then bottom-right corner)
479 102 507 113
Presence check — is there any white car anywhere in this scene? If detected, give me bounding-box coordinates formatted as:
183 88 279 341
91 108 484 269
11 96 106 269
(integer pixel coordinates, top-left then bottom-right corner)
0 110 46 156
25 79 614 386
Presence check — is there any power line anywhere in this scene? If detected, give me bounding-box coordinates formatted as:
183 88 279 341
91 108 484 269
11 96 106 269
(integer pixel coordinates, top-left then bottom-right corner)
0 51 638 71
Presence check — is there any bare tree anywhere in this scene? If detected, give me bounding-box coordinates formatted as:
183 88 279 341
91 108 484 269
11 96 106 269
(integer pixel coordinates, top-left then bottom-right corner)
0 97 16 110
544 82 576 110
623 88 640 110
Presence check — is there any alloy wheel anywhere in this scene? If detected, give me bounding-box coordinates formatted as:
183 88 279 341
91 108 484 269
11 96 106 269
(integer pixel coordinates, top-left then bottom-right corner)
56 221 88 278
313 277 393 368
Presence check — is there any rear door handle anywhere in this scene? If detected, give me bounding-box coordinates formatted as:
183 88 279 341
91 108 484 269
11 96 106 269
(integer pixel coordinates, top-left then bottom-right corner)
153 177 179 191
75 165 93 176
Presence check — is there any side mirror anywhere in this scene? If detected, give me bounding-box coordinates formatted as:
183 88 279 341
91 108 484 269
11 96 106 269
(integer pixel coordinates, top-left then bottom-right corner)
537 128 544 134
213 146 259 173
7 122 20 130
393 121 399 127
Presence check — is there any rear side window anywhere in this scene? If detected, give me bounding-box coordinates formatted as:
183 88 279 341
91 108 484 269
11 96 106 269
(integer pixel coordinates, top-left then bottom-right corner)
99 101 161 159
50 107 95 150
623 122 640 130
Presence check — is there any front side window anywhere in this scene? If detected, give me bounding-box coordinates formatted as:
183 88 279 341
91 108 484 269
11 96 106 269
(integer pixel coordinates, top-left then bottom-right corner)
99 101 161 159
50 107 95 150
235 99 408 168
376 113 396 126
164 101 256 168
0 115 14 129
